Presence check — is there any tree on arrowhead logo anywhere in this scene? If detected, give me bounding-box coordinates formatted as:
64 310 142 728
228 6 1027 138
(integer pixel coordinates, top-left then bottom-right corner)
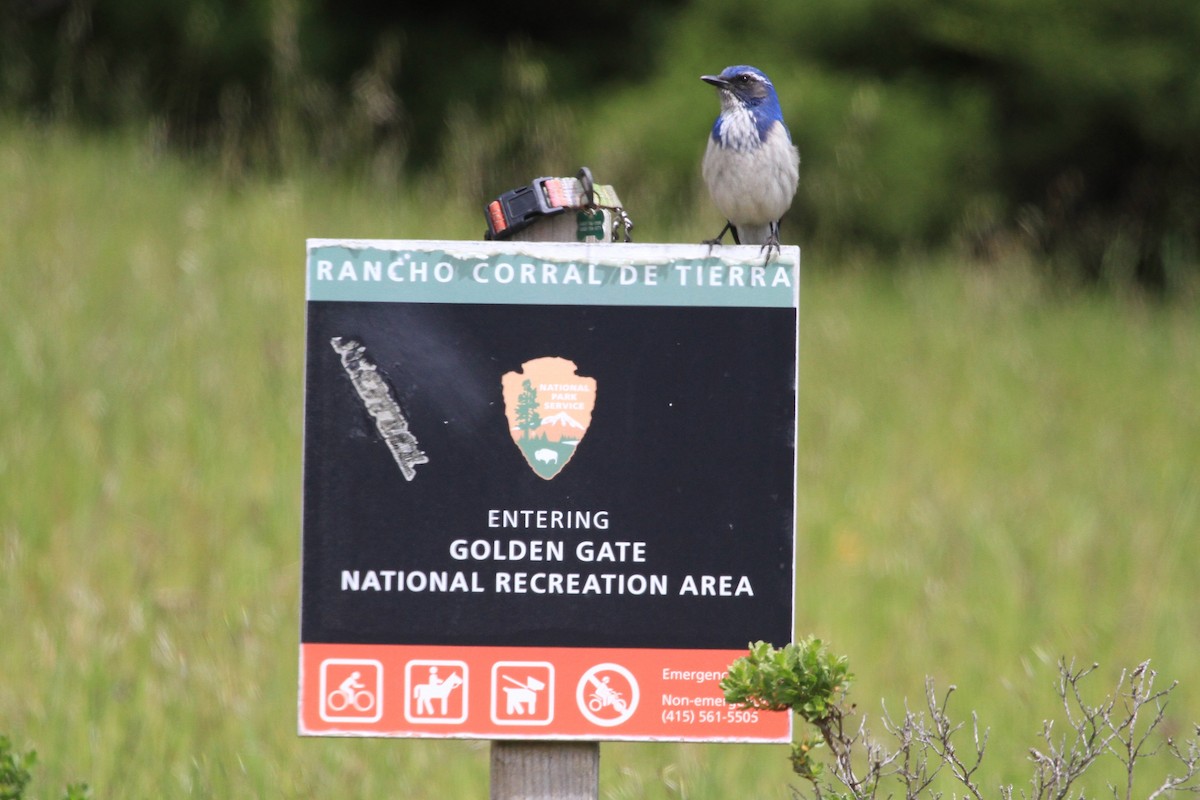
501 357 596 480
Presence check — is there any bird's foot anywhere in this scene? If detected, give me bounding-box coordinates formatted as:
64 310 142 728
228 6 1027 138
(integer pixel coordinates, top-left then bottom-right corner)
759 223 782 265
759 239 781 266
702 222 739 254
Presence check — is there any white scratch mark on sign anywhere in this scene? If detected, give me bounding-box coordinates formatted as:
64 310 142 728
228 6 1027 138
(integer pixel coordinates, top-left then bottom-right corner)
331 336 429 481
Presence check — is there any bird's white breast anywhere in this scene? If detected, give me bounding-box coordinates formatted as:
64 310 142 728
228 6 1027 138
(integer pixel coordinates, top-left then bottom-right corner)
702 121 800 226
713 103 764 154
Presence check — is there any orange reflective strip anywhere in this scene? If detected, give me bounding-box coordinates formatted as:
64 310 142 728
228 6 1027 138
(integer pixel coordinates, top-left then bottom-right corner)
543 178 568 209
487 200 508 233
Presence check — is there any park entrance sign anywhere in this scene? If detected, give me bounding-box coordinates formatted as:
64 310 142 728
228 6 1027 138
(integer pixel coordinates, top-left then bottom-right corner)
299 239 799 742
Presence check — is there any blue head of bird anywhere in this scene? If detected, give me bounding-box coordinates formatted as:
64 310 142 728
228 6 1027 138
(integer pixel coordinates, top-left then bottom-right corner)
701 65 788 152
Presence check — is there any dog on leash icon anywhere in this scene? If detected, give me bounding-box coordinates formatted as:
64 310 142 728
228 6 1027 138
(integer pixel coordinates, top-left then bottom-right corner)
491 662 554 725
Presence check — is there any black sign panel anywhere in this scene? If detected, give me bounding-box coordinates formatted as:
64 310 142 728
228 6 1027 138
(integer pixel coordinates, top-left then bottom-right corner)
302 300 796 649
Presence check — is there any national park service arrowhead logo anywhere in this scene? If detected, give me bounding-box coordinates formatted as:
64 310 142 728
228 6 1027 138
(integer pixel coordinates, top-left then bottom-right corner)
501 357 596 480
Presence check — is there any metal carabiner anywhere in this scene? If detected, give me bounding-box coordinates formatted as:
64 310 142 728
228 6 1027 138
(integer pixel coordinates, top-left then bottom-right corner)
577 166 596 209
614 208 634 243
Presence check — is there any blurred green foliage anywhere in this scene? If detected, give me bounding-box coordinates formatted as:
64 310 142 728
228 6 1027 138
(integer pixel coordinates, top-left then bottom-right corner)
3 0 1198 287
1 125 1197 796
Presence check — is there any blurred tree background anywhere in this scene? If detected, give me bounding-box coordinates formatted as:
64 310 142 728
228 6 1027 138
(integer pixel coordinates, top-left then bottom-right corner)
3 0 1198 290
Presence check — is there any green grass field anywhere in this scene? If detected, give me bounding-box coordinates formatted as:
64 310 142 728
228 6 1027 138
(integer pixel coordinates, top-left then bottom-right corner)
2 124 1198 798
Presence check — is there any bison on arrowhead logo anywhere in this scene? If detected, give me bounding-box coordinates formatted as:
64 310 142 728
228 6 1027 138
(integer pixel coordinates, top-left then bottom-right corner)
501 357 596 480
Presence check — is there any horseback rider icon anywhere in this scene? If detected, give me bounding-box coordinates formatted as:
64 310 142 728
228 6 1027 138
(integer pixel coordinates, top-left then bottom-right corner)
413 665 463 715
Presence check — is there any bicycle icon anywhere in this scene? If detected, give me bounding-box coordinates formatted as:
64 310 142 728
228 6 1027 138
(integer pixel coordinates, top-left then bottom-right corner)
319 658 383 723
326 671 376 713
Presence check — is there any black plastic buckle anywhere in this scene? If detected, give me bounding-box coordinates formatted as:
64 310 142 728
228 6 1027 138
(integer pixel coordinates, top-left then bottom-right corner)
484 178 564 240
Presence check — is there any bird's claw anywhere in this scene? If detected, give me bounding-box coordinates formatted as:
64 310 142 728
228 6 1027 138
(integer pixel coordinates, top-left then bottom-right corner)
702 237 724 258
759 238 781 266
759 221 782 265
702 221 738 254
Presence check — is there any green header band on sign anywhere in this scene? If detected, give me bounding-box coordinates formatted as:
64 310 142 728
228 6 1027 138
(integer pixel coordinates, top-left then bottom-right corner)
306 239 799 308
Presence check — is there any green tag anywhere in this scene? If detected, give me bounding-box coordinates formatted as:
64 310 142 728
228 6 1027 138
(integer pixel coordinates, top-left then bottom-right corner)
576 210 606 242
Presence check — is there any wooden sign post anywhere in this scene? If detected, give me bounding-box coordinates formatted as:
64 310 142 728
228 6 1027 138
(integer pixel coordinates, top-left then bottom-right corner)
490 740 598 799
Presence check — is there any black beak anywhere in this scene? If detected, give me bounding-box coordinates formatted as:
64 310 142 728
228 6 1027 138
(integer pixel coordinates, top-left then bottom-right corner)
701 75 730 90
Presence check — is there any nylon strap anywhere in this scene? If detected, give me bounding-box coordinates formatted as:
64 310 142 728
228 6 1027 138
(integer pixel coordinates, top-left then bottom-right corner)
485 174 631 242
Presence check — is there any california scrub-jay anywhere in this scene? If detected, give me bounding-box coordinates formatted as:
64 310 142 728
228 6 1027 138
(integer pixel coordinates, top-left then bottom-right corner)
701 65 799 260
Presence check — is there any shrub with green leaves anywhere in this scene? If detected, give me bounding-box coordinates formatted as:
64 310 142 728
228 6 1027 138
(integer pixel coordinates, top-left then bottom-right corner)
722 638 856 784
722 638 852 723
724 642 1200 799
0 736 89 800
0 736 34 800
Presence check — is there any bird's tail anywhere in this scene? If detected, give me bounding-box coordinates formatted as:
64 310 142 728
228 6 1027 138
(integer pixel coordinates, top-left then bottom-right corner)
734 224 773 246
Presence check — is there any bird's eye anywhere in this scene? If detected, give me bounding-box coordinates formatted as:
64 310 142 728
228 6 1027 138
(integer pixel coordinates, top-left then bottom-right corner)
737 75 751 83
